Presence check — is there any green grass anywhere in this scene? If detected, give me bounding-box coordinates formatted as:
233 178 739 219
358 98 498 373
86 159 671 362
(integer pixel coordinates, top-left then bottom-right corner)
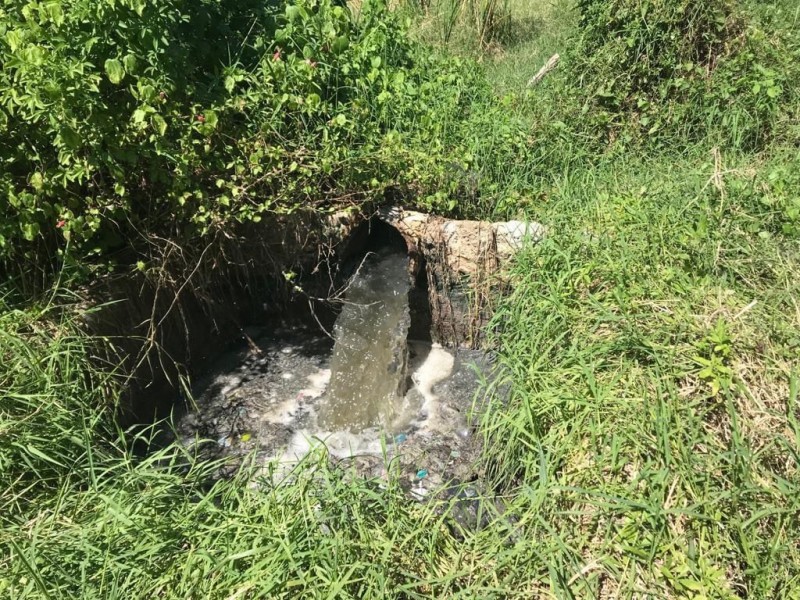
482 0 575 94
3 0 800 597
481 147 800 597
403 0 576 93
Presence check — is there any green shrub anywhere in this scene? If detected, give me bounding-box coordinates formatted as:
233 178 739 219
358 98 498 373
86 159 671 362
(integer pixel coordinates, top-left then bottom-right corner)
570 0 796 148
0 0 490 282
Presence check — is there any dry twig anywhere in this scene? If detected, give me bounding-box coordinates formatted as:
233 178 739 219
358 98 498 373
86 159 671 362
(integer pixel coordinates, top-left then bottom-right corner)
527 54 560 87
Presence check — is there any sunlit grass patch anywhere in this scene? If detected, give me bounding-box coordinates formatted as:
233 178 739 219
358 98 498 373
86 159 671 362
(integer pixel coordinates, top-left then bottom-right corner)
481 149 800 596
3 0 800 597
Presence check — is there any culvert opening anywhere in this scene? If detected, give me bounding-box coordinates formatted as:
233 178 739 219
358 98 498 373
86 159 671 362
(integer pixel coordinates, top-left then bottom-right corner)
341 217 408 259
334 217 432 343
408 253 433 343
170 214 495 493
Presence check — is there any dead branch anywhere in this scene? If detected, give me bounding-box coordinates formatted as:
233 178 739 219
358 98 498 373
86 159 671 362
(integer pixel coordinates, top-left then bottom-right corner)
527 54 560 88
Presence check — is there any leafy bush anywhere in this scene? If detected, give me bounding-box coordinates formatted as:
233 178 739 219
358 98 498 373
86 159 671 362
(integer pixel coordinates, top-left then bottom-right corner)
0 0 489 280
570 0 797 148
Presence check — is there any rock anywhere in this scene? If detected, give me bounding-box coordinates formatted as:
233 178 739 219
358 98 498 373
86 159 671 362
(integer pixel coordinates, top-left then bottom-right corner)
376 207 544 347
493 220 546 260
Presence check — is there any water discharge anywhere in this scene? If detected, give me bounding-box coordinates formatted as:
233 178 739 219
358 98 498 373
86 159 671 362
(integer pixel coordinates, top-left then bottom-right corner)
176 240 496 493
320 248 411 432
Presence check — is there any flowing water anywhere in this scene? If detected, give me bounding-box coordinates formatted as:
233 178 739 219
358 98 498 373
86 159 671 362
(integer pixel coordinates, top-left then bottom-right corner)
176 247 496 494
319 248 411 432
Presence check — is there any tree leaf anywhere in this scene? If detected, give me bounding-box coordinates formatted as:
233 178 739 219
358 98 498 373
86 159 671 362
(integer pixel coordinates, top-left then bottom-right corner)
104 58 125 84
45 2 65 27
22 222 40 241
332 35 349 54
123 54 138 74
30 172 44 191
152 114 167 136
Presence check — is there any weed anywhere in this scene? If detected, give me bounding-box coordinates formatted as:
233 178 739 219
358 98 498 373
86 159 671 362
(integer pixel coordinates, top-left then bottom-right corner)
693 318 734 398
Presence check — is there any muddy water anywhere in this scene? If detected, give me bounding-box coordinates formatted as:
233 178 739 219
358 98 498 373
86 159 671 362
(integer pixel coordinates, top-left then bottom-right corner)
176 248 494 494
177 326 492 488
320 248 411 432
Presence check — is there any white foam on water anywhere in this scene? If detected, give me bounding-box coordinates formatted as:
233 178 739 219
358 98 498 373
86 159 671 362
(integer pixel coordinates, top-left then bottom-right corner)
179 333 489 491
265 368 331 426
262 342 457 474
303 368 331 397
408 342 455 431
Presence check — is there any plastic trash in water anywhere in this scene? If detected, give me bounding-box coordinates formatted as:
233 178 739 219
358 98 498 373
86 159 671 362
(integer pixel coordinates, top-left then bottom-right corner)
412 469 429 500
394 433 408 444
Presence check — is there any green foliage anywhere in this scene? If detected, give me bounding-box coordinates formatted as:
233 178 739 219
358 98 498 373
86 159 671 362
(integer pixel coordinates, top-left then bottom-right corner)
703 149 800 239
0 0 491 279
0 295 116 500
405 0 513 52
4 1 800 597
568 0 798 148
1 0 267 255
693 318 734 397
0 297 458 597
482 151 800 596
6 149 800 598
760 157 800 237
399 0 518 57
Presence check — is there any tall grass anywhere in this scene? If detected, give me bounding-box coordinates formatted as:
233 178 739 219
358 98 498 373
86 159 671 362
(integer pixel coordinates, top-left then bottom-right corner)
481 149 800 596
0 296 117 504
404 0 514 53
